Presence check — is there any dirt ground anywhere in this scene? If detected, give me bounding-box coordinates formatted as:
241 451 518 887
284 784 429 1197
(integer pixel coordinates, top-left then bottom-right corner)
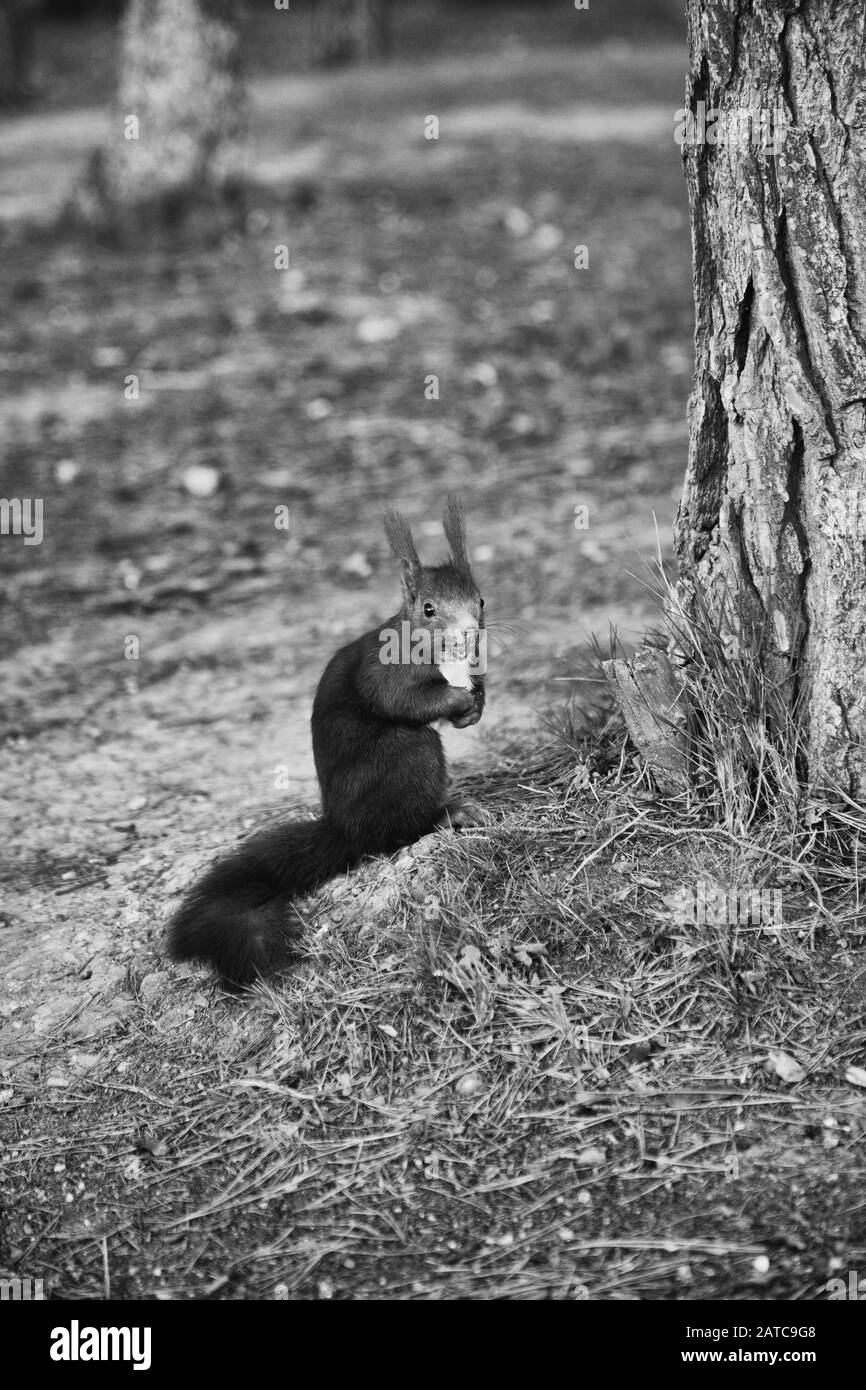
0 29 691 1002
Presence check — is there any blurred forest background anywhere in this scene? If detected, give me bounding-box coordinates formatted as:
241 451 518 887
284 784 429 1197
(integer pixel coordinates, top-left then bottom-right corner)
3 1 686 107
1 0 692 870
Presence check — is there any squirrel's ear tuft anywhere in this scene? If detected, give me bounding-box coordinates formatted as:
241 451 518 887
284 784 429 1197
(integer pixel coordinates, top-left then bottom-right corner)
383 508 422 588
442 494 470 575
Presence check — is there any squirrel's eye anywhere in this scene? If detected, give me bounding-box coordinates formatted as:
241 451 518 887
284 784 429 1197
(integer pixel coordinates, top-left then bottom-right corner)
479 597 485 608
423 602 436 618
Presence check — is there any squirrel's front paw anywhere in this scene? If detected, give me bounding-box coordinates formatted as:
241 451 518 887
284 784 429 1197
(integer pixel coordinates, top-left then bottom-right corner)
444 685 474 724
449 704 482 728
449 684 483 727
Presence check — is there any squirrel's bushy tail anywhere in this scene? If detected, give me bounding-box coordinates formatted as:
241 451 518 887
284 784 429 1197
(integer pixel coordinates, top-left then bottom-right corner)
168 817 354 988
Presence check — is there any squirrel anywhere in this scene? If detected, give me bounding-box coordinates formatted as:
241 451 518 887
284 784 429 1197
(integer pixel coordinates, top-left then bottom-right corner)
167 497 486 988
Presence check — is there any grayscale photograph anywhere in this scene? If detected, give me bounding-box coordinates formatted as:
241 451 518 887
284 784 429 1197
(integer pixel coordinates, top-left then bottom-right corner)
1 0 863 1343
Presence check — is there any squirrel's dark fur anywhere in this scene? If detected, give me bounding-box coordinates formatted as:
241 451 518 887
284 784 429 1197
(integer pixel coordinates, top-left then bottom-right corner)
167 498 485 988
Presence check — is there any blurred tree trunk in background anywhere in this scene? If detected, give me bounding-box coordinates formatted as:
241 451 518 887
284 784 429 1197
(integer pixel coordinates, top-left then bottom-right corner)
89 0 245 226
0 0 40 105
310 0 390 68
676 0 866 796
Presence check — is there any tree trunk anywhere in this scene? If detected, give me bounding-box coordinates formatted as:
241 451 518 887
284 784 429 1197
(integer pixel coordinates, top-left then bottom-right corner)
309 0 390 68
96 0 244 222
676 0 866 798
0 0 40 106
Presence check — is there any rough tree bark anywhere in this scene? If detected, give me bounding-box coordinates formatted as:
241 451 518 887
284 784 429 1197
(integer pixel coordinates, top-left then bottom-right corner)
676 0 866 798
91 0 245 222
309 0 391 68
